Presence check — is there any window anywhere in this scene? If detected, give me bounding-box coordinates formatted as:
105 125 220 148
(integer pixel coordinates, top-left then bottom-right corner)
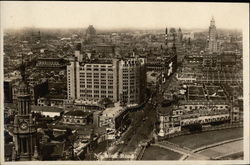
21 138 27 153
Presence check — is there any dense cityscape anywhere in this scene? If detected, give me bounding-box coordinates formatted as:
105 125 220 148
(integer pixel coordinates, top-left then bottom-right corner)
3 16 244 161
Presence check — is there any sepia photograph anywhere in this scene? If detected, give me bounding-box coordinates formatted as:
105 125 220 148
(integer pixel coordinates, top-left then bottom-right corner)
0 1 249 164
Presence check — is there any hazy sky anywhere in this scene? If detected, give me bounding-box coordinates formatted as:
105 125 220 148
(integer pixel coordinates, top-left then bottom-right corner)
1 2 249 30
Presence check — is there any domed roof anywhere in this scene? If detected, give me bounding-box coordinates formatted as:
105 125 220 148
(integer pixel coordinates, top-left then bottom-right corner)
169 28 176 33
86 25 96 36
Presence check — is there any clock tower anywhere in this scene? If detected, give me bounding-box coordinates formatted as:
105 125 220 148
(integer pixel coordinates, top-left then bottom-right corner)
12 63 37 161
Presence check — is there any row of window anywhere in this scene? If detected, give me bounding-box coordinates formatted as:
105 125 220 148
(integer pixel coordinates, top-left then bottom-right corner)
184 105 228 110
79 85 113 89
79 94 114 98
80 68 113 71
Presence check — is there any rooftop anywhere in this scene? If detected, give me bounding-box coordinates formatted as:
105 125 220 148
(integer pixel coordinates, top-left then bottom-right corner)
157 105 174 115
102 102 124 118
64 110 92 117
31 105 63 113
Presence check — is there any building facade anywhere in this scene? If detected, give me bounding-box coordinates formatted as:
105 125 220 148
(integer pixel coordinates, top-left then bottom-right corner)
208 17 218 53
118 58 146 105
67 50 146 105
67 58 119 102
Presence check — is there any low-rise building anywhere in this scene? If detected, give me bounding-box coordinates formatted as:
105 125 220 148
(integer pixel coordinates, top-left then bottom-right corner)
36 58 66 70
38 97 64 108
31 105 64 118
62 110 92 125
99 102 129 133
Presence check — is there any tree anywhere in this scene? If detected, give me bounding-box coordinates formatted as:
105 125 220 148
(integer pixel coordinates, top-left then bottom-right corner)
98 97 113 108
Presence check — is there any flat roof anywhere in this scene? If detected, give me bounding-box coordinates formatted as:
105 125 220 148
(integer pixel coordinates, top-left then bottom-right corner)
64 110 92 117
31 105 63 113
102 102 123 118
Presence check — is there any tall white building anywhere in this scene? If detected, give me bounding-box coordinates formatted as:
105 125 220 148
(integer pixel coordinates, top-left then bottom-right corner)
118 58 146 105
208 17 218 53
67 57 119 102
67 49 146 105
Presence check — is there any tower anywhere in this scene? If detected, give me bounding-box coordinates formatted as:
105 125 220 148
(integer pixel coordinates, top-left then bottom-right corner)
74 42 83 62
165 27 168 46
12 63 37 161
208 16 218 53
177 28 183 43
167 28 176 50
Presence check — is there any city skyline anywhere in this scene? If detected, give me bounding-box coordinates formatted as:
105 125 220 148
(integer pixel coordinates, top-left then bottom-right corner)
1 1 248 163
1 2 248 30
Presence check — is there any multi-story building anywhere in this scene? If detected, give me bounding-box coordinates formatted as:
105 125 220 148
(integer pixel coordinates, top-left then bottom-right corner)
118 58 146 105
207 17 218 53
146 54 177 76
95 44 115 57
36 58 66 70
67 48 146 106
67 57 119 102
158 105 182 136
99 102 130 138
157 101 231 136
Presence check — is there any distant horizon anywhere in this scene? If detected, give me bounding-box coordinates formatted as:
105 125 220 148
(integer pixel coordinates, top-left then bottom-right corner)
3 26 242 33
1 2 248 31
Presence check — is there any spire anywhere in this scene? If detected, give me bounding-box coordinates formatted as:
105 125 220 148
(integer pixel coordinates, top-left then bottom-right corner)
165 27 168 46
210 16 215 26
18 54 29 96
20 54 26 81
